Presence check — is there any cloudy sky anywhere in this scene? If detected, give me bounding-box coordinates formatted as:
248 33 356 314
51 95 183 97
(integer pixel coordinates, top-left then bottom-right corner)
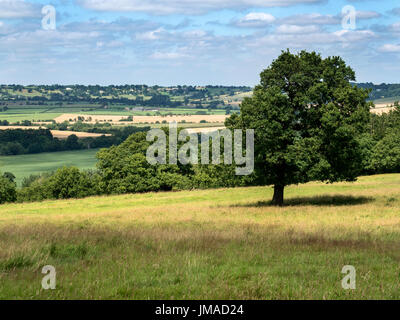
0 0 399 85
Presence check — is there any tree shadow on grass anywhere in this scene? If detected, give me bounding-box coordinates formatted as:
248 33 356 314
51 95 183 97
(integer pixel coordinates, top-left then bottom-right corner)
231 195 374 208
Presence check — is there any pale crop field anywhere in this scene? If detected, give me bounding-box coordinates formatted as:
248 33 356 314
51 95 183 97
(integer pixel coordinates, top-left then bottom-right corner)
371 103 399 114
0 126 111 139
49 130 111 139
1 174 400 299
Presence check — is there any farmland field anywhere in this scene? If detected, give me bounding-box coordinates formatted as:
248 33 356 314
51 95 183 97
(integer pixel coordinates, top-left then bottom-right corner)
0 103 228 124
0 112 63 123
0 126 112 139
1 174 400 299
0 149 98 186
371 102 399 114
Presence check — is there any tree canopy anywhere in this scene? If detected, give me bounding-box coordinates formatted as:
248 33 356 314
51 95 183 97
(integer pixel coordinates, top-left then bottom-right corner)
226 50 372 205
0 172 17 204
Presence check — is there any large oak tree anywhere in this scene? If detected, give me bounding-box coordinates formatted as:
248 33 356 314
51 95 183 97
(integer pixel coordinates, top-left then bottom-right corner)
226 50 372 205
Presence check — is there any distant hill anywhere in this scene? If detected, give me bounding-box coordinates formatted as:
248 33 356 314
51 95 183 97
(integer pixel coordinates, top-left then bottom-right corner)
355 83 400 103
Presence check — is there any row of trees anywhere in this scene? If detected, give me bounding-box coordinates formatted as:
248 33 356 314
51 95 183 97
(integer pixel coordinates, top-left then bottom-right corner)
0 126 148 156
0 84 249 110
13 129 248 203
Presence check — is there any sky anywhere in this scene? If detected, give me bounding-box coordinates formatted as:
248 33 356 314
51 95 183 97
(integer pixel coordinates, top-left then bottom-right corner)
0 0 399 86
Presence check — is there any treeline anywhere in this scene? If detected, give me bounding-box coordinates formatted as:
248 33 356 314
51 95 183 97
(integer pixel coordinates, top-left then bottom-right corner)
1 128 249 203
0 84 251 109
2 105 400 204
0 126 149 156
364 102 400 173
356 83 400 101
6 83 400 104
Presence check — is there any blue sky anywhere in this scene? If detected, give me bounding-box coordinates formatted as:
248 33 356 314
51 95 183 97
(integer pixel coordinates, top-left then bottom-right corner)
0 0 399 85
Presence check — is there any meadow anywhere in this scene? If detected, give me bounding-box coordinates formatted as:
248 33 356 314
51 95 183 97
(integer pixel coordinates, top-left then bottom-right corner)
1 174 400 299
0 149 98 186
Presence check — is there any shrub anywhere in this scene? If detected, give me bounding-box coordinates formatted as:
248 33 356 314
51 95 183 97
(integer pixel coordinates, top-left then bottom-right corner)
370 129 400 173
0 172 17 204
17 167 102 202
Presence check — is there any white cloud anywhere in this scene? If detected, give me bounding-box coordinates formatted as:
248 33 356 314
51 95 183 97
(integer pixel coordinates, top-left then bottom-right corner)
389 22 400 33
280 13 339 26
277 10 381 27
355 11 381 20
0 0 40 19
0 2 394 85
234 12 275 28
135 28 165 40
332 29 376 43
379 44 400 53
276 24 320 34
151 51 188 59
79 0 323 15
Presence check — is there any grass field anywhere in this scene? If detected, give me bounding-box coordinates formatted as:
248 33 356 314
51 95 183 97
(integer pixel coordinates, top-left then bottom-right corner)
0 113 63 123
0 149 98 186
1 174 400 299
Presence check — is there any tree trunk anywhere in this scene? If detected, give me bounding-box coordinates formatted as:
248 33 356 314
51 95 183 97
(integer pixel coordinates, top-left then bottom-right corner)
272 184 284 206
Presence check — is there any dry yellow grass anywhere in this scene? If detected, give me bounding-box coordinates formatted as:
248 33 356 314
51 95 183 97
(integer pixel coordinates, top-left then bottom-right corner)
1 174 400 299
0 126 111 139
185 126 225 134
49 130 111 139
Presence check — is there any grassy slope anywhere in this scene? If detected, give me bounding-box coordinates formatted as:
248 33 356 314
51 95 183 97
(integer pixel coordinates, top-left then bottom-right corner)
0 149 98 186
1 174 400 299
373 96 400 104
0 113 63 122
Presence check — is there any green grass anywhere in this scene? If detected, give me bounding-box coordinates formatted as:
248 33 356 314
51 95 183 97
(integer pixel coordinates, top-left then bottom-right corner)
0 149 98 186
0 113 63 122
1 174 400 299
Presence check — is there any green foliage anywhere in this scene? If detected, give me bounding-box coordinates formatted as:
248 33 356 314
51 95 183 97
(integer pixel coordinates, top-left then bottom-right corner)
46 167 97 199
0 172 17 204
370 105 400 140
17 167 101 202
0 126 149 156
192 164 250 189
370 129 400 173
97 131 192 194
356 133 377 174
226 50 371 205
357 82 400 101
0 84 252 111
4 55 400 206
